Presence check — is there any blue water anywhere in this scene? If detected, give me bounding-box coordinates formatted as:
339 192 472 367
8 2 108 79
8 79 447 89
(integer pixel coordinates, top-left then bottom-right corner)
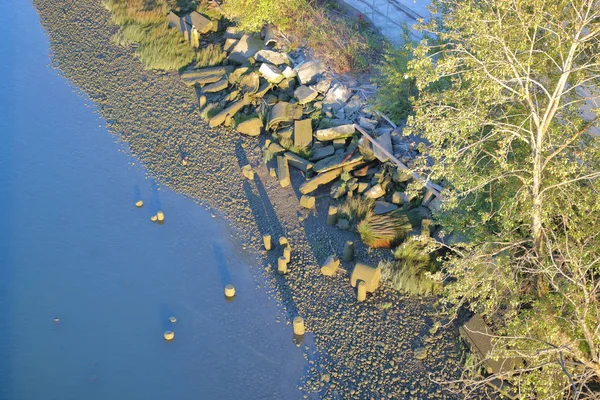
0 2 307 399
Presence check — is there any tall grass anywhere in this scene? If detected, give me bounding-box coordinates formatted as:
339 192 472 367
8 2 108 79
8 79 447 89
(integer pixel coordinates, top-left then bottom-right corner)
357 209 412 248
338 196 374 224
195 44 226 68
380 239 441 295
104 0 196 70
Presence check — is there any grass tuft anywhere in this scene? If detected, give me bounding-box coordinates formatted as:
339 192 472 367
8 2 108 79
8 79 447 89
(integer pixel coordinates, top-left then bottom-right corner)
338 196 374 224
357 209 412 248
195 44 226 68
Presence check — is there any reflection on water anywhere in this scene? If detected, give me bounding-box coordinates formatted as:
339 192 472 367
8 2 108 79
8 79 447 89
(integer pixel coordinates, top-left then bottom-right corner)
0 1 308 399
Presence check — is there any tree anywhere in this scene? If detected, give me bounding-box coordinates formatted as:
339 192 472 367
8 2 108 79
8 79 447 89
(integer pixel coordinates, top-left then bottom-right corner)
407 0 600 397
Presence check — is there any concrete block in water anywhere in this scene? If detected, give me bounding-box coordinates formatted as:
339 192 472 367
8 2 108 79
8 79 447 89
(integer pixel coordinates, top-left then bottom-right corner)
351 263 381 293
263 235 272 251
320 255 340 276
277 256 288 274
164 331 175 341
293 316 305 335
157 211 165 222
277 156 291 188
224 284 236 297
135 200 144 208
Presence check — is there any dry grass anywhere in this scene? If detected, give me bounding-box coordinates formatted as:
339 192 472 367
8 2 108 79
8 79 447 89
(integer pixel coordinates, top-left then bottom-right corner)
195 44 226 68
357 209 412 248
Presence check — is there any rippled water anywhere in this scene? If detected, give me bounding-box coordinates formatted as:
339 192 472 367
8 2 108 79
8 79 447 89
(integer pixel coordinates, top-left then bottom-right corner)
0 2 307 399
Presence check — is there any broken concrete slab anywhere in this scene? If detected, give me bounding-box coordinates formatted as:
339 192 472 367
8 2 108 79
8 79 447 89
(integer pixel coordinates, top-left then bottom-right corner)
294 85 318 105
202 77 228 93
284 152 313 173
224 38 238 53
253 79 272 99
359 117 377 131
293 119 313 148
209 95 249 127
224 26 243 39
236 117 263 136
228 34 264 64
351 263 381 293
255 49 289 65
300 194 316 209
238 71 260 94
320 255 340 276
282 66 296 79
268 141 285 155
184 11 213 34
267 102 303 130
258 63 284 83
332 138 346 149
295 60 326 85
180 66 231 86
167 12 190 36
300 168 343 194
315 78 331 94
374 201 398 215
323 83 352 111
373 131 393 162
314 124 355 141
309 145 335 161
277 155 291 188
313 153 364 174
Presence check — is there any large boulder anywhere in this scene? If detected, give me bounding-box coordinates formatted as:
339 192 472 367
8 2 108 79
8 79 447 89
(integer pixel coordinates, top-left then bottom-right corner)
228 34 264 64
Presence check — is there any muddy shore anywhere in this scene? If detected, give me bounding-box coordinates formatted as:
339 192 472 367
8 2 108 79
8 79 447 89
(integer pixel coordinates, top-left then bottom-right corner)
32 0 466 397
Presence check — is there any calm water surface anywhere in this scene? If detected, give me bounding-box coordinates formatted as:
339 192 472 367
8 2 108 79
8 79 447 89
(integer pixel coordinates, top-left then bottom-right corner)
0 2 308 399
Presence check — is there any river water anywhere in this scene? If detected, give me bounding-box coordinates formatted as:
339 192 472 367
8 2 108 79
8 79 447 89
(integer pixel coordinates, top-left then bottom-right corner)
0 2 307 399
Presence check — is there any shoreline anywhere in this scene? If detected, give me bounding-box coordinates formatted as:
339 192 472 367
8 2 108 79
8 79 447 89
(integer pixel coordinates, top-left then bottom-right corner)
32 0 465 397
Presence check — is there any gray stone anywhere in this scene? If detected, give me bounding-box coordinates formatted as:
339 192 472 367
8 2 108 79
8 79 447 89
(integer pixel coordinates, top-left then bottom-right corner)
294 119 313 148
236 118 263 136
323 83 352 111
294 85 318 105
278 126 293 140
209 95 249 127
337 218 350 230
309 145 335 161
359 117 378 131
268 142 285 155
295 60 326 85
315 78 331 94
259 63 284 83
167 12 189 36
343 94 363 118
373 131 393 162
332 138 346 149
315 124 355 141
320 255 340 276
255 49 289 65
313 153 364 173
223 26 243 39
228 34 264 64
364 183 386 199
374 201 398 215
300 194 315 209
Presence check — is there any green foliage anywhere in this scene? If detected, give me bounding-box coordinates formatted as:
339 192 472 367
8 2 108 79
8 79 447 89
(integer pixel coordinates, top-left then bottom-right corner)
372 28 418 123
104 0 196 70
408 0 600 395
221 0 301 32
380 239 440 295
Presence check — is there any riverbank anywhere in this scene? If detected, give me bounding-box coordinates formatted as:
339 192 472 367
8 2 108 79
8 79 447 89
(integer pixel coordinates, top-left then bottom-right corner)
32 0 465 397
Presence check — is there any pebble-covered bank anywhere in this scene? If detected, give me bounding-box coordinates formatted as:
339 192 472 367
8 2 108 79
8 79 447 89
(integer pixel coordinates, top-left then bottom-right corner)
32 0 469 398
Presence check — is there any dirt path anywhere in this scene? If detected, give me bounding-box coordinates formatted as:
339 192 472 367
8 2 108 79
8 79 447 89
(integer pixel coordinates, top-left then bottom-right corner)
32 0 465 397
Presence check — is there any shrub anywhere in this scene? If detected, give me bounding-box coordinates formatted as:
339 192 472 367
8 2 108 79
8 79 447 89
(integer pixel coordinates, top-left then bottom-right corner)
372 27 417 123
